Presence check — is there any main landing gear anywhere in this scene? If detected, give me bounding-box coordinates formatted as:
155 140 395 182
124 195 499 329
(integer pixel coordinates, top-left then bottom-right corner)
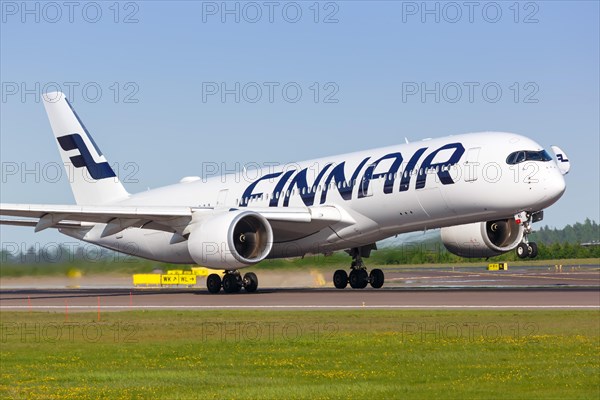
515 211 542 259
206 271 258 294
333 245 384 289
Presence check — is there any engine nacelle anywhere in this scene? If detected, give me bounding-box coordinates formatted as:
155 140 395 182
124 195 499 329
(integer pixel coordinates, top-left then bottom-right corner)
187 211 273 270
441 219 524 258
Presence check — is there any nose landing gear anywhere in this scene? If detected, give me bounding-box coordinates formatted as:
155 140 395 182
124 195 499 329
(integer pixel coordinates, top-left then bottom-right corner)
333 245 384 289
515 211 542 259
516 242 538 258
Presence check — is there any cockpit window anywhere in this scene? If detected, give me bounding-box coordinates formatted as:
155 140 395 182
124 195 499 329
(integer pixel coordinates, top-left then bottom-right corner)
506 150 553 165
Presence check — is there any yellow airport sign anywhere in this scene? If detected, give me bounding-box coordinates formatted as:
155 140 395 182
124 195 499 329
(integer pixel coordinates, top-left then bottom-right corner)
179 275 197 285
488 262 508 271
161 274 180 285
132 274 162 286
133 271 205 287
167 270 184 275
191 267 224 277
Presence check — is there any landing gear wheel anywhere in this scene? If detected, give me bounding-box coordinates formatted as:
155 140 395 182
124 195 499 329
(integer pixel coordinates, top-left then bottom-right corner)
206 274 222 294
528 242 538 258
336 245 384 289
333 270 348 289
369 269 385 289
222 273 242 293
514 211 543 260
349 269 368 289
516 243 529 259
243 272 258 293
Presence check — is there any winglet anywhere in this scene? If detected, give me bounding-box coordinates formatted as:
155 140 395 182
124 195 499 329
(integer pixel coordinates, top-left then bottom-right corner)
550 145 571 175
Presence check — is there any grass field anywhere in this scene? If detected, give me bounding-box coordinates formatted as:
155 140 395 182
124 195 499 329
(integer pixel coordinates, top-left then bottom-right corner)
1 310 598 399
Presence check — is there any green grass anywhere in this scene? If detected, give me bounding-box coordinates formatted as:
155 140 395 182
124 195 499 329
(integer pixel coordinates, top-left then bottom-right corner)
0 259 158 278
1 310 598 399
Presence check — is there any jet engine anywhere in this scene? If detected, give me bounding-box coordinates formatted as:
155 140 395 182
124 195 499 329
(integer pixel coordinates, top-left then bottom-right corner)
441 219 524 258
187 210 273 269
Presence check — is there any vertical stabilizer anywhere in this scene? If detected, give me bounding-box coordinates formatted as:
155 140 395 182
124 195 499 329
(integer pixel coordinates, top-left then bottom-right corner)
42 92 129 205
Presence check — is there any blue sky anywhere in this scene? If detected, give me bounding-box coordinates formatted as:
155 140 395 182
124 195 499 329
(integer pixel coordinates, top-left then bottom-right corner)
1 1 599 249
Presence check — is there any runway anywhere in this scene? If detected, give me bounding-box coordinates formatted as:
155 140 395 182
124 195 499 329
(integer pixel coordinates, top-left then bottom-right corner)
1 287 598 310
1 265 598 310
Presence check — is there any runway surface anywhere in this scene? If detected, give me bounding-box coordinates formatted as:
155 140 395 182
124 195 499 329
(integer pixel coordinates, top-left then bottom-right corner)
1 265 598 310
0 287 598 310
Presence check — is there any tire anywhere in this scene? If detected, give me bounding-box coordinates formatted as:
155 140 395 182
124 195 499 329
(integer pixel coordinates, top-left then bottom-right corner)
223 274 241 293
369 269 385 289
243 272 258 293
357 270 369 289
516 243 529 259
528 242 538 258
349 269 368 289
206 274 222 294
333 270 348 289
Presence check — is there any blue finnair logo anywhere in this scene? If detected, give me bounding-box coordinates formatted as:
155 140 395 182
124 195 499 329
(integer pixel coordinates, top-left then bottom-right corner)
556 154 569 163
240 142 465 207
57 133 116 180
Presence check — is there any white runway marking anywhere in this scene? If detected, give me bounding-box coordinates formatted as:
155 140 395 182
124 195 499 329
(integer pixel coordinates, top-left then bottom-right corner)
1 305 598 310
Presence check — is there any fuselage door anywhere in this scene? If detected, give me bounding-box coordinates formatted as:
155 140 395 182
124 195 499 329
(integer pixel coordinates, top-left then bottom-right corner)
464 147 481 182
216 189 229 207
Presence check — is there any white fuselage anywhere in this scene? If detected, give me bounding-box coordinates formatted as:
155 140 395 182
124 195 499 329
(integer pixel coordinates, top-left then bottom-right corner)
61 132 566 265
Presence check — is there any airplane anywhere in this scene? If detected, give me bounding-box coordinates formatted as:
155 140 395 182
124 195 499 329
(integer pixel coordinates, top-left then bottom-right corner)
0 92 571 293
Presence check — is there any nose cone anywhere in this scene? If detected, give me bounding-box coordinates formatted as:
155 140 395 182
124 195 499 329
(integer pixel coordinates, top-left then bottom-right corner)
546 172 566 204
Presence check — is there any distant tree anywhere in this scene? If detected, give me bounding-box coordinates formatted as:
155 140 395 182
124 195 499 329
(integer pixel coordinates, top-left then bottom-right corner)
530 219 599 244
0 250 14 264
23 246 39 264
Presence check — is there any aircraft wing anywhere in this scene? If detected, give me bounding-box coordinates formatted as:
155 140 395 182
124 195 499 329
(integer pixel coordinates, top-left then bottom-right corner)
0 203 200 237
0 203 349 240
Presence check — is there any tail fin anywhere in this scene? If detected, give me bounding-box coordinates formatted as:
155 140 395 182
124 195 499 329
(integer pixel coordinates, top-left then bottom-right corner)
42 92 129 205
